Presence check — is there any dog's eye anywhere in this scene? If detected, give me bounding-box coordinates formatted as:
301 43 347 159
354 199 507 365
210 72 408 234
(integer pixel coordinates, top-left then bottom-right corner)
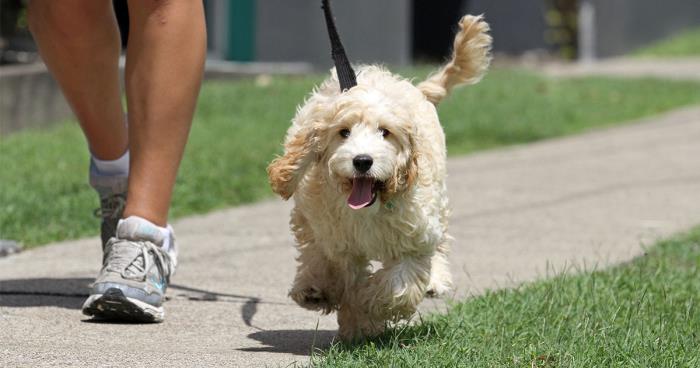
339 129 351 138
379 128 390 138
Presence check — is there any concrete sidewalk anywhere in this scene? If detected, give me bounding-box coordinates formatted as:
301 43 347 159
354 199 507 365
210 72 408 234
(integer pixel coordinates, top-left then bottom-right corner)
537 57 700 81
2 106 700 367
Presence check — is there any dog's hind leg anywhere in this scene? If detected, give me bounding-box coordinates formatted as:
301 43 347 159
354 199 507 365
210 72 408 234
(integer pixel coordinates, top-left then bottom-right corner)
426 242 453 297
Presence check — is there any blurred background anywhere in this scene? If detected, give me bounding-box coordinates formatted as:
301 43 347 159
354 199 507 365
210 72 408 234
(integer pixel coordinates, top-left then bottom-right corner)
3 0 700 65
2 0 699 133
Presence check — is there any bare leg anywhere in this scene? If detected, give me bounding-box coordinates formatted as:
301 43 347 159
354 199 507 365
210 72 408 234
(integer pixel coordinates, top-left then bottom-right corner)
27 0 127 160
122 0 206 226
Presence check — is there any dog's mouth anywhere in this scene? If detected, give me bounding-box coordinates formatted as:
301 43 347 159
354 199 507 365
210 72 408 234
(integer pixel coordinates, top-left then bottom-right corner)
347 176 383 210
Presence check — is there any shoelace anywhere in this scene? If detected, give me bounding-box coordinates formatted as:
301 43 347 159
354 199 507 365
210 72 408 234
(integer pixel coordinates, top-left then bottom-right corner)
103 240 172 282
93 194 127 220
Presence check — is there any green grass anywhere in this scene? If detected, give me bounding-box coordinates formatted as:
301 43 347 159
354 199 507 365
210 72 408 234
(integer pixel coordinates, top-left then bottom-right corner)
634 27 700 57
313 227 700 367
2 69 700 246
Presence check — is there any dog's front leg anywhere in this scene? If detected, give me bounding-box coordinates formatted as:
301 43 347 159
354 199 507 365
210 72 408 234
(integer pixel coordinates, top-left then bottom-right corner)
337 295 386 342
289 242 343 313
362 256 432 321
427 242 453 297
334 259 386 342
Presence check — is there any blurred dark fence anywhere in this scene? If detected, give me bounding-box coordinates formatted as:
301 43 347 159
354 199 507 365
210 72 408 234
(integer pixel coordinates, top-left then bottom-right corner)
467 0 700 59
253 0 410 67
586 0 700 58
467 0 551 56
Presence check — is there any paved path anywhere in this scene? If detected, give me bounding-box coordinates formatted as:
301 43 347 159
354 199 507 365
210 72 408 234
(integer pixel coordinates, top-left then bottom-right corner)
2 106 700 367
537 57 700 81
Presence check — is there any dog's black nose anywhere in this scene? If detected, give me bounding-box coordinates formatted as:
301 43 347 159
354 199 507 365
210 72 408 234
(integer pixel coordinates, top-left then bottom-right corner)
353 154 373 173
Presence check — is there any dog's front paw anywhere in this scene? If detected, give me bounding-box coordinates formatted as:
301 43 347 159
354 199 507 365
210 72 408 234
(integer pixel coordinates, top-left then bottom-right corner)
289 286 333 313
426 261 453 298
426 279 451 298
361 270 424 321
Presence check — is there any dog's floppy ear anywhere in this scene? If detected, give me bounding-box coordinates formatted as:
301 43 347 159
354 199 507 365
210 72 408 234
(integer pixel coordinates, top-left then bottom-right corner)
417 14 492 105
383 132 420 199
404 137 419 191
267 125 320 200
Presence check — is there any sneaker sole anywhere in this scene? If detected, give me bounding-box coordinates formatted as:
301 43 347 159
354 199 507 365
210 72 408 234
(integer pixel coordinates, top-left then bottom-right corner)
82 288 164 323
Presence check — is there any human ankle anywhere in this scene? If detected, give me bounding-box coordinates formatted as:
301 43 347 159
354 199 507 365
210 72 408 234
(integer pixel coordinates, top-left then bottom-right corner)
91 149 129 177
117 216 173 252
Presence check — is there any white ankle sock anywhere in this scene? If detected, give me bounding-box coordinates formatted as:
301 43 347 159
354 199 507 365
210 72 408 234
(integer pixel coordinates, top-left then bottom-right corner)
92 150 130 177
161 225 174 253
117 216 173 252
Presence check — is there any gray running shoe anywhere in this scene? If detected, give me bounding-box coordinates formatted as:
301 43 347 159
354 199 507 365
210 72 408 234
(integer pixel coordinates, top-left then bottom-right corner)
89 164 128 249
82 216 177 322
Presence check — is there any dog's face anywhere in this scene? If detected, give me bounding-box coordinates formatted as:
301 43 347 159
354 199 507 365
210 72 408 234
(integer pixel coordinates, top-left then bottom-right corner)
321 90 416 209
268 67 427 207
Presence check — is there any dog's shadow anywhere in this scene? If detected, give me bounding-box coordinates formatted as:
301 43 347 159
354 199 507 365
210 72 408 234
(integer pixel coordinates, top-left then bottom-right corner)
239 328 337 355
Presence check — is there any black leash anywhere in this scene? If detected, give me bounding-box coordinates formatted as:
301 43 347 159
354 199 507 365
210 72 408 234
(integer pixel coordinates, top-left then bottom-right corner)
321 0 357 91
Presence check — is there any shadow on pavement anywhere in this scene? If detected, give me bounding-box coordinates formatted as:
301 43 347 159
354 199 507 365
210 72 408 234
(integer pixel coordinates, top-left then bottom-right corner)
169 283 274 329
239 329 337 355
0 278 292 332
0 277 91 309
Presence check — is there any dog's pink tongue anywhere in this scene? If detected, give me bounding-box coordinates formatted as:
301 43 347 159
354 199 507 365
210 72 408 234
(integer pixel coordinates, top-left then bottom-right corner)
348 177 374 209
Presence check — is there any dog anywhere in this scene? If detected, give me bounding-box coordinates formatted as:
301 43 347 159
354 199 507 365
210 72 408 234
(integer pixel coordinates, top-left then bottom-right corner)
267 14 492 341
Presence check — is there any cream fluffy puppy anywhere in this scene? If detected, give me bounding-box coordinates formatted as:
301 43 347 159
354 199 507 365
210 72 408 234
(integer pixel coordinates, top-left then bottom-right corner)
268 15 492 341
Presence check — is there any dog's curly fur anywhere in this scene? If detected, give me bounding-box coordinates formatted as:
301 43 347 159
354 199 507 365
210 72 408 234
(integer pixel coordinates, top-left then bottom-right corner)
268 15 492 341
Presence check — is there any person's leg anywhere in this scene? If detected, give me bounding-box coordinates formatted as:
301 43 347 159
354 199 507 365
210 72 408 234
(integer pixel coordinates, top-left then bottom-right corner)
27 0 127 160
80 0 206 322
28 0 129 248
122 0 206 226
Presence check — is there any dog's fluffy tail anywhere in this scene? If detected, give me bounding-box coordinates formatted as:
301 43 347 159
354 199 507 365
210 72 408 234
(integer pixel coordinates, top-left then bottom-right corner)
417 15 492 105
